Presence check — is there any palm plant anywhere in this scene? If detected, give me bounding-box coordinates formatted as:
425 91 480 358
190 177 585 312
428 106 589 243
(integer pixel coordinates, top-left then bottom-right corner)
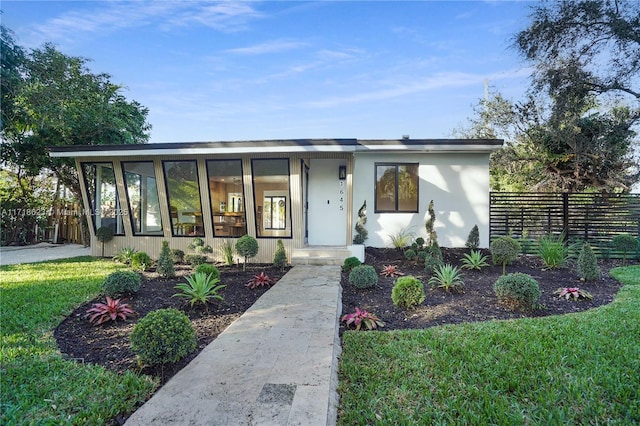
173 272 225 307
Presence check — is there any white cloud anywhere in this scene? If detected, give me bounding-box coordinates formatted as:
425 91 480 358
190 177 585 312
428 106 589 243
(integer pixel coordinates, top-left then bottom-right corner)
224 39 307 55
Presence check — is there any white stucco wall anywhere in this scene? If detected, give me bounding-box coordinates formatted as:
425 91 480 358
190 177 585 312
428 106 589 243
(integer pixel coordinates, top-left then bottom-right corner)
352 152 492 248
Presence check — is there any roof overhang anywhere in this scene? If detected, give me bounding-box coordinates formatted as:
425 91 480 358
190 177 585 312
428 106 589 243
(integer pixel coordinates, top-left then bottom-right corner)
49 138 503 158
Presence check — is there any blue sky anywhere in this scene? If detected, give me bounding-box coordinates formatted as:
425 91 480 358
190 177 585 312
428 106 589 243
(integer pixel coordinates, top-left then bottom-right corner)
2 1 536 143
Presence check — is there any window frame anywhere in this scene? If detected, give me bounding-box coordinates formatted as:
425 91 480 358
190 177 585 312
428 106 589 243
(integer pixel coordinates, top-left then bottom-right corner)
374 162 419 213
80 161 125 236
206 159 247 238
251 158 293 239
121 161 164 236
161 159 205 238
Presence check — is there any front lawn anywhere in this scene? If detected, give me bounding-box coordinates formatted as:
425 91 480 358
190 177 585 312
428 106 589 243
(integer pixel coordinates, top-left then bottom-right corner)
338 265 640 424
0 257 157 425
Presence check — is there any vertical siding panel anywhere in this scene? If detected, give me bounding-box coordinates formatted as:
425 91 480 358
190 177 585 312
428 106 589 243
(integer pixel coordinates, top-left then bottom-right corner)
113 161 133 237
154 159 172 239
196 158 214 244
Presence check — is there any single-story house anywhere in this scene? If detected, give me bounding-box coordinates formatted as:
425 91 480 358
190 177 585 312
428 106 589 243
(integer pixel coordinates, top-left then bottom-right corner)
49 138 503 264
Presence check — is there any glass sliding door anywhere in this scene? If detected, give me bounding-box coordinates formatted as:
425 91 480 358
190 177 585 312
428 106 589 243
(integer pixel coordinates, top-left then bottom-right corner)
82 162 124 235
251 159 291 238
162 160 205 237
207 159 246 237
122 161 163 235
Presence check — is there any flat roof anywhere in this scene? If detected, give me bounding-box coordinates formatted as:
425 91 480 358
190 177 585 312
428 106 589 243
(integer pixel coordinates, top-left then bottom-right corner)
49 138 503 158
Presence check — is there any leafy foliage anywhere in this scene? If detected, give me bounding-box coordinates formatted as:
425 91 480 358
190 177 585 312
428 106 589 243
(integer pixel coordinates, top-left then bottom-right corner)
130 308 196 366
348 265 378 289
554 287 593 301
465 225 480 250
188 237 212 255
428 264 465 293
353 200 368 244
185 254 207 266
391 276 425 309
172 249 185 263
220 239 235 266
86 297 135 325
342 256 362 273
424 252 444 274
96 226 114 257
195 263 220 280
156 241 175 278
341 307 384 331
612 234 639 266
273 239 287 271
173 272 225 307
380 265 404 278
246 272 276 289
425 200 438 247
578 242 600 281
131 251 151 272
388 226 414 249
490 236 521 275
102 270 141 298
404 249 417 261
494 272 541 311
235 235 259 271
113 247 137 265
537 234 569 268
461 250 489 270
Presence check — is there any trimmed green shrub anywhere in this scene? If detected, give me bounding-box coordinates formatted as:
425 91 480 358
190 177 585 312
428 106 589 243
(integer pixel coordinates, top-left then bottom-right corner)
465 224 480 250
348 265 378 289
131 251 152 271
493 272 540 310
195 263 220 280
353 200 368 244
157 241 175 278
186 254 207 266
424 252 443 273
130 308 196 366
188 237 213 255
273 239 287 270
342 256 362 273
577 242 600 281
391 276 425 309
490 236 521 275
404 249 417 261
612 233 638 266
102 270 141 297
172 249 185 263
235 235 259 271
427 241 443 261
96 226 114 257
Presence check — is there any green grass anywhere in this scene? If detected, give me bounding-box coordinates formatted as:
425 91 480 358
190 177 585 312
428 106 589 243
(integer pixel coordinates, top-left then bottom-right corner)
339 265 640 425
1 256 157 425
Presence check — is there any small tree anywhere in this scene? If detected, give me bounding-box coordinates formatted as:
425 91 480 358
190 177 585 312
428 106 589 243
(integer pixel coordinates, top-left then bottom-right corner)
353 200 368 244
490 236 521 275
235 235 258 271
577 242 600 281
273 239 287 271
157 240 175 278
95 226 114 258
425 200 438 247
465 225 479 250
612 234 638 266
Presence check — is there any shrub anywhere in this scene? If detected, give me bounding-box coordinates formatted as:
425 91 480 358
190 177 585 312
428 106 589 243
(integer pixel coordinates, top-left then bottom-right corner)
427 241 443 261
195 263 220 280
429 264 464 293
425 200 438 246
157 241 175 278
235 235 259 271
461 250 489 270
246 272 276 289
342 256 362 272
577 242 600 281
113 247 137 265
388 226 414 249
273 239 287 270
404 249 417 261
612 233 638 266
490 236 521 275
86 297 135 325
131 251 152 271
96 226 114 257
173 272 225 307
186 254 207 266
537 234 568 268
188 237 213 255
424 252 444 273
348 265 378 289
172 249 185 263
102 270 141 297
493 272 540 310
465 224 480 250
391 276 425 309
130 308 196 365
353 200 368 244
220 239 235 266
341 307 384 331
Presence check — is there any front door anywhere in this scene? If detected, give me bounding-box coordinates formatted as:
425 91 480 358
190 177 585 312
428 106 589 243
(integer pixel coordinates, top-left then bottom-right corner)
307 159 347 245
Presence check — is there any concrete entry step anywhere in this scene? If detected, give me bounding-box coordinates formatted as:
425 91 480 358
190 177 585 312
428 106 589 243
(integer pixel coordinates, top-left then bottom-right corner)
291 246 351 266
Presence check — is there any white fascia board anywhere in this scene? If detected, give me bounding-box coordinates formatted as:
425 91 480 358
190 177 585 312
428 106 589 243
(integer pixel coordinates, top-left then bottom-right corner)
355 144 502 153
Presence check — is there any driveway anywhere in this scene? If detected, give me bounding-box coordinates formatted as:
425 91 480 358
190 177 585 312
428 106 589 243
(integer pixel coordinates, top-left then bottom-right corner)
0 243 91 266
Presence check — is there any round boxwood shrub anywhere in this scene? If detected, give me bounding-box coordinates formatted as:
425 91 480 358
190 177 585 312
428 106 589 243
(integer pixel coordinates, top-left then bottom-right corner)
348 265 378 289
235 235 259 270
195 263 220 280
130 308 196 366
172 249 185 263
391 275 425 309
102 270 141 297
612 233 638 265
131 251 152 271
342 256 362 273
493 272 540 310
490 236 521 275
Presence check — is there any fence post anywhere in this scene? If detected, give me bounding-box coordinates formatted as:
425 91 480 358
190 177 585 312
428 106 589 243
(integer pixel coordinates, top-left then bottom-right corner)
562 193 569 241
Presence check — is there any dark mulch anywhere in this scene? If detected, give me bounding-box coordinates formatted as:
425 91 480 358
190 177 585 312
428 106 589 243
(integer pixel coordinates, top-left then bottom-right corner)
340 247 628 334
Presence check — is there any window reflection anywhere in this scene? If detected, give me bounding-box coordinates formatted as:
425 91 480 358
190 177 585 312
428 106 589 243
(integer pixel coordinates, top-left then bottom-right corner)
252 159 291 238
163 160 204 237
82 162 124 235
207 160 246 237
375 163 419 212
122 162 163 235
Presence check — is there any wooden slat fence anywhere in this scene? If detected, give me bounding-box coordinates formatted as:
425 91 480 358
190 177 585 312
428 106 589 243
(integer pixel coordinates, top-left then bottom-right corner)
490 192 640 256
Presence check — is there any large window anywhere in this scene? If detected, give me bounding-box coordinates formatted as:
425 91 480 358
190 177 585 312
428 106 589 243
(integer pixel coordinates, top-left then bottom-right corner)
375 163 419 212
207 160 246 237
82 162 124 235
163 160 204 237
122 162 163 235
251 159 291 238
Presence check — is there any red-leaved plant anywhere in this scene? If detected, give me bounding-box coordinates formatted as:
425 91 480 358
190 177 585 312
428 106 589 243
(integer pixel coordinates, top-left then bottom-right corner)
341 307 385 331
86 297 135 325
554 287 593 301
380 264 405 278
246 272 276 289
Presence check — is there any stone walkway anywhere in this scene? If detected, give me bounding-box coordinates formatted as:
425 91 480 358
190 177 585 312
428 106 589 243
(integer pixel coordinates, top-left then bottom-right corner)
125 265 343 426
